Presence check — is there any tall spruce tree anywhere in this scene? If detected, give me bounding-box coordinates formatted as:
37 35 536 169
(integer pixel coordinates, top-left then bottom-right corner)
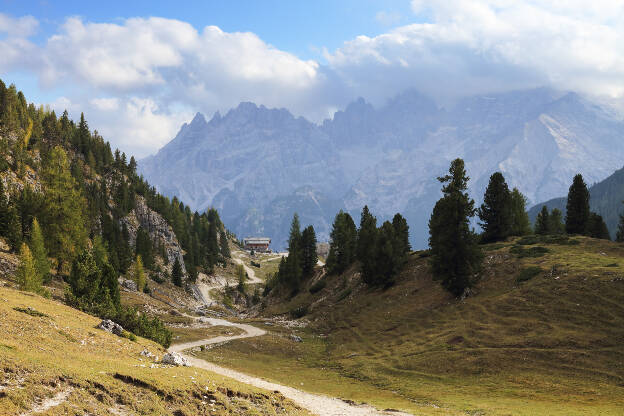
391 213 410 256
326 211 357 275
171 257 183 287
6 206 22 250
29 218 50 283
509 188 531 236
301 225 318 276
478 172 512 243
278 213 304 292
565 174 590 235
617 202 624 242
428 158 482 296
0 181 8 237
357 206 377 262
534 206 550 235
358 206 378 285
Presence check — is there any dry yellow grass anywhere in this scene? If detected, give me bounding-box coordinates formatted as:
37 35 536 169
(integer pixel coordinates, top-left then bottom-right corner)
0 285 309 415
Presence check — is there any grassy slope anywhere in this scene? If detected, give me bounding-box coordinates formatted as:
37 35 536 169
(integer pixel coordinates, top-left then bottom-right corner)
199 236 624 415
0 286 308 416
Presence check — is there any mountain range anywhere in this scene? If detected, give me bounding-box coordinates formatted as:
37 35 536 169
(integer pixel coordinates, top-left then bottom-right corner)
139 88 624 249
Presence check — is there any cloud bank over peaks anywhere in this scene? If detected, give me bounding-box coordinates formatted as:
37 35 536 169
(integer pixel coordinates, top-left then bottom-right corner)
2 1 624 157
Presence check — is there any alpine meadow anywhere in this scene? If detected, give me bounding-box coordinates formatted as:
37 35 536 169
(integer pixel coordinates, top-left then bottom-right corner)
0 2 623 416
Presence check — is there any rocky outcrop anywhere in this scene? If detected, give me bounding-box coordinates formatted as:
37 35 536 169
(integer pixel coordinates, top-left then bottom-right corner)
161 352 190 366
121 196 187 277
97 319 124 336
118 277 138 292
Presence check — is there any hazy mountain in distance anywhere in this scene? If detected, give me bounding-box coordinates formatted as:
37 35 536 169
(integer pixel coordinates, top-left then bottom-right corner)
528 165 624 239
140 88 624 249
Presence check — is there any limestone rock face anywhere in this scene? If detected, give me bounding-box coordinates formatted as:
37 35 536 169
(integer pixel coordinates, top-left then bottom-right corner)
140 89 624 249
121 196 187 278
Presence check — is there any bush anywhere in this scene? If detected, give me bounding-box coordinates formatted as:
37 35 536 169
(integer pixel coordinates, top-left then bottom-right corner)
516 235 540 245
114 307 172 348
121 330 137 342
289 305 308 319
336 288 352 302
510 245 550 258
150 273 166 284
143 285 151 294
251 261 261 268
516 266 542 283
309 279 326 294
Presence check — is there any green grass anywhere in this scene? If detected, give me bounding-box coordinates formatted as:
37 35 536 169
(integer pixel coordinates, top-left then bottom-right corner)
516 266 543 283
170 325 246 344
201 235 624 415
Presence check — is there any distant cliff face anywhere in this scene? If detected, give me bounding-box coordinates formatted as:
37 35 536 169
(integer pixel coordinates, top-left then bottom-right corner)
140 88 624 249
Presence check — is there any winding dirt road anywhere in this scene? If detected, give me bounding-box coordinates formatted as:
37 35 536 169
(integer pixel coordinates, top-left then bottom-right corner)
168 316 410 416
171 251 411 415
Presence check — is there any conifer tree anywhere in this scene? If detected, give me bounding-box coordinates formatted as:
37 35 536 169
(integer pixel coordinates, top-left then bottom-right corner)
428 158 482 296
509 188 531 236
326 211 357 275
219 230 231 258
6 206 22 251
587 213 610 240
0 181 8 237
301 225 318 276
172 257 183 287
236 264 246 293
616 202 624 242
279 213 303 292
41 146 87 267
565 174 590 235
17 243 41 293
135 226 154 269
134 255 146 292
391 213 410 257
29 218 50 283
534 206 550 235
357 206 377 263
548 208 565 234
357 206 378 285
478 172 512 243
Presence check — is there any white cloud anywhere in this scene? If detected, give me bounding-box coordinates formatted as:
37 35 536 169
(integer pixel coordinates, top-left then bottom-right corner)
0 13 38 36
327 0 624 104
90 97 119 111
0 13 39 72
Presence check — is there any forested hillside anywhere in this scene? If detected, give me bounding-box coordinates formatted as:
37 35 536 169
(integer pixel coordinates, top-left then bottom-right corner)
0 79 231 346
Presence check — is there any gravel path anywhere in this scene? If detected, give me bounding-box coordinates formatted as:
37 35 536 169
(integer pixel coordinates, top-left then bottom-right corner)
169 311 412 415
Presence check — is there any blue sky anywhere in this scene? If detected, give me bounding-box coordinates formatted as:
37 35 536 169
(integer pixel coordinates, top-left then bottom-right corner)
0 1 623 157
1 0 416 60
